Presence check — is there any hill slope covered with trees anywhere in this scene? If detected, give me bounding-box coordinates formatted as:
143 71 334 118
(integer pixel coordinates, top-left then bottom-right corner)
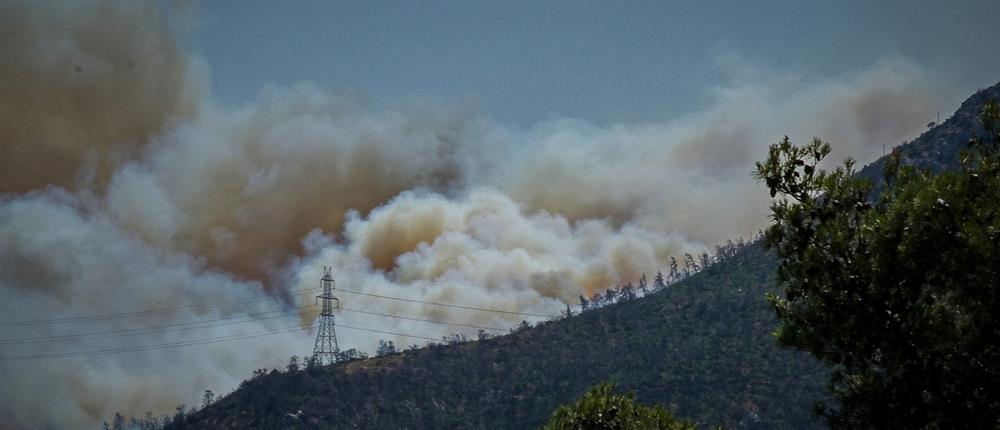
173 243 827 429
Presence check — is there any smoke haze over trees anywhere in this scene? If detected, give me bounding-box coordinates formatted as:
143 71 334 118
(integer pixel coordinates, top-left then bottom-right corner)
0 2 995 428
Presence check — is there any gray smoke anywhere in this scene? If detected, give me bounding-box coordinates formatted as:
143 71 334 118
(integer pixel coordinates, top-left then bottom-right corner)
0 2 958 428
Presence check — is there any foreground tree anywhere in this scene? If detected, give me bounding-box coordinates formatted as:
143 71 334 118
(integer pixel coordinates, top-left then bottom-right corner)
543 383 697 430
754 103 1000 428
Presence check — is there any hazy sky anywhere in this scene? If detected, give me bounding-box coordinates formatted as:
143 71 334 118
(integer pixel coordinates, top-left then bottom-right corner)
190 2 1000 124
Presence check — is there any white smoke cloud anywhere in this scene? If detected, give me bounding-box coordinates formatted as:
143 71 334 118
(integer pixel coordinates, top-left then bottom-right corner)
0 2 960 428
0 190 311 428
288 188 698 335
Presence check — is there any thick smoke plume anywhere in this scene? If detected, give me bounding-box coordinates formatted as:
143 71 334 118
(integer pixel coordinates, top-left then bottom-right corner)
0 2 955 428
1 190 303 428
0 2 200 194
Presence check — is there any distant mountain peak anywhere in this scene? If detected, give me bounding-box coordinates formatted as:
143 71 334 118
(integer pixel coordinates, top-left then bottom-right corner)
860 81 1000 180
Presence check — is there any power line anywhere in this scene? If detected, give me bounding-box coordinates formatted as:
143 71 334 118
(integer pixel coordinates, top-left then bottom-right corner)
0 320 444 362
339 306 506 332
337 323 439 342
0 306 318 345
0 325 309 361
0 267 557 361
0 304 507 345
855 102 964 168
0 288 320 327
336 287 558 319
309 265 561 318
2 281 557 328
857 120 928 166
0 277 543 348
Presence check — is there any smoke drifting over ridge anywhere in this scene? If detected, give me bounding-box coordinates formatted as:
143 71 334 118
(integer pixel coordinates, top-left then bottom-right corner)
0 2 956 428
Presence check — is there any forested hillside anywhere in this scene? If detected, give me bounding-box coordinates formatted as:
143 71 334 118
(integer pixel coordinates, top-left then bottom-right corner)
172 243 827 429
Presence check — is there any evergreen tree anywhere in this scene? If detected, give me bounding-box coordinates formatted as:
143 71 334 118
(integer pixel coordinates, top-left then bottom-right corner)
604 287 618 304
620 281 636 301
377 339 397 356
591 291 604 307
543 383 698 430
754 103 1000 428
683 254 697 275
653 270 666 290
173 405 186 424
202 390 214 409
305 355 321 374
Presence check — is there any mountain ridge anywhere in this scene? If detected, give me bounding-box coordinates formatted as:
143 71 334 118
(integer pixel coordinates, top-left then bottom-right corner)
172 243 827 430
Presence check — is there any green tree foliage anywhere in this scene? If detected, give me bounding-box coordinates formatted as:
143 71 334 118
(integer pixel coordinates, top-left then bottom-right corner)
754 102 1000 428
543 383 696 430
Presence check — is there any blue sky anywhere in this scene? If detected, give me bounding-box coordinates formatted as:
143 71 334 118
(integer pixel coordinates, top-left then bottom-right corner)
188 2 1000 125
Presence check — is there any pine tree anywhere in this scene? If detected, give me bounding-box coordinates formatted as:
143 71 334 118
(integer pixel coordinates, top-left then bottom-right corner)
202 390 215 409
620 281 636 301
173 405 186 423
754 103 1000 428
604 287 618 304
591 291 604 307
683 253 697 275
653 270 666 289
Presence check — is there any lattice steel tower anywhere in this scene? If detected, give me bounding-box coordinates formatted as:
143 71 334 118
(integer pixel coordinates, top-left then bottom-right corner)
312 266 340 366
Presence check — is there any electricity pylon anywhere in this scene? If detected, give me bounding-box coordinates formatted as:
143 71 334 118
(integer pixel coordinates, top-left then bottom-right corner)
312 266 340 366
